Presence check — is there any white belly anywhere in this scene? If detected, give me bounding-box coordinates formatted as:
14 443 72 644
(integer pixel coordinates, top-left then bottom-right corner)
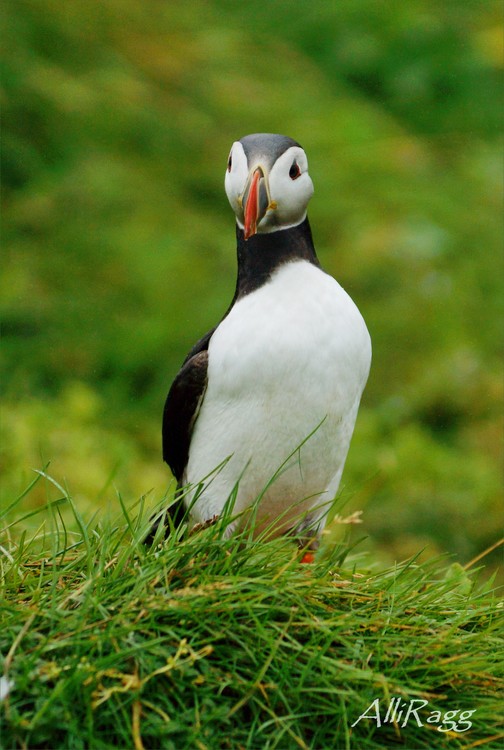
184 260 371 536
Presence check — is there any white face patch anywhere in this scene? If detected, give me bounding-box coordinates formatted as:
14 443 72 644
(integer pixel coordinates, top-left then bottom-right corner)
267 146 314 230
224 142 314 233
224 142 248 219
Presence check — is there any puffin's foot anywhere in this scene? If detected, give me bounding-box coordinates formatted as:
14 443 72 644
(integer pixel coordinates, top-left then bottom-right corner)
300 551 316 564
298 536 320 564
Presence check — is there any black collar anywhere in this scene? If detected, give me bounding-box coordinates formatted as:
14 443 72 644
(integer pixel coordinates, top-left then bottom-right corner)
234 217 320 300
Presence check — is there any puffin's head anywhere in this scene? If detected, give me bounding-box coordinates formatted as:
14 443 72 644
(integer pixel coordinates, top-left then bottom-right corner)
225 133 314 240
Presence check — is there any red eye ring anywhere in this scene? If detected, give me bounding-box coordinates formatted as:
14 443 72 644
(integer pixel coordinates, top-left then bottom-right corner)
289 161 301 180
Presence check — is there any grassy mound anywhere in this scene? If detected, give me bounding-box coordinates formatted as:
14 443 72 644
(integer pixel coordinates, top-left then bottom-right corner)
1 479 503 749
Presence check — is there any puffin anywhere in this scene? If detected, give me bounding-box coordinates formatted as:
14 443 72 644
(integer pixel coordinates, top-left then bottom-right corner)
161 133 371 553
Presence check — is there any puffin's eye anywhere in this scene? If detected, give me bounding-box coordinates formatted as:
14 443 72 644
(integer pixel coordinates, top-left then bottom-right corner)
227 153 232 172
289 161 301 180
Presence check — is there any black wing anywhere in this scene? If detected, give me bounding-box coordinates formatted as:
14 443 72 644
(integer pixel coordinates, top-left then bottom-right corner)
162 329 215 482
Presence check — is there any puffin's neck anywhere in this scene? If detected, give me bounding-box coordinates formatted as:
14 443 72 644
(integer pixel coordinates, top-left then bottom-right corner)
234 217 320 299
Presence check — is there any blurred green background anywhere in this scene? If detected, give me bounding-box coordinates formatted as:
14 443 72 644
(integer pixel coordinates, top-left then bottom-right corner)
2 0 503 573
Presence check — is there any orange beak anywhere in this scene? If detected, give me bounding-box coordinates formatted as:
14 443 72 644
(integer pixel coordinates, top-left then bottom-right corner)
243 168 262 240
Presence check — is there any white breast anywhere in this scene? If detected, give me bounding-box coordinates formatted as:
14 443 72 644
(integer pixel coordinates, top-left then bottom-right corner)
184 260 371 537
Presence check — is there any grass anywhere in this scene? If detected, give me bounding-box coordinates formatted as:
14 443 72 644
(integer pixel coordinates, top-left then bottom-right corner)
1 473 503 750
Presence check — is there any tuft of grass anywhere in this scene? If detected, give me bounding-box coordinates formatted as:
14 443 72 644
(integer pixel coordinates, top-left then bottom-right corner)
1 477 503 750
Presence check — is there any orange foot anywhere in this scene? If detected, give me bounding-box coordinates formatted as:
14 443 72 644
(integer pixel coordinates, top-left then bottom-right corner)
300 551 316 564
